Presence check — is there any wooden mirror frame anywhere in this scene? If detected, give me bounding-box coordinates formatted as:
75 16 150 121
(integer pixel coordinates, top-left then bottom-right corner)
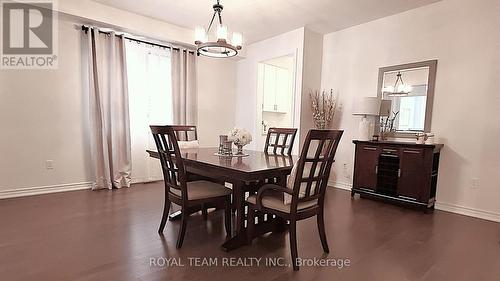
376 60 438 138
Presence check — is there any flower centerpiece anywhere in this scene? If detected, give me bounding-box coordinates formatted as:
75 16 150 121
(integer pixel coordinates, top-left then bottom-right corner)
228 128 252 155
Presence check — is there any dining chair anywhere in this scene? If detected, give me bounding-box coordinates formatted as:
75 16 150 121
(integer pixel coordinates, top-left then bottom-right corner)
150 125 232 248
253 127 297 189
169 125 219 219
247 129 344 270
264 127 298 155
249 127 298 219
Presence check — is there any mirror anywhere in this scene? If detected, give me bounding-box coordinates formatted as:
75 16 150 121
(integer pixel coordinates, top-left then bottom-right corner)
377 60 437 137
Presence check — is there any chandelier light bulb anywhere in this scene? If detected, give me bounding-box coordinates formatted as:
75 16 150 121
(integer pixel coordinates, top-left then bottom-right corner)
383 86 395 93
217 25 228 42
195 26 207 43
232 32 243 48
397 84 405 93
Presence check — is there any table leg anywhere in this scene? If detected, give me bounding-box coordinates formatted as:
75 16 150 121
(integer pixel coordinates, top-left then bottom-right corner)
221 180 248 252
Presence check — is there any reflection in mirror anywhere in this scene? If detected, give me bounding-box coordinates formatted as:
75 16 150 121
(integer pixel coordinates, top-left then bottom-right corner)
381 67 429 132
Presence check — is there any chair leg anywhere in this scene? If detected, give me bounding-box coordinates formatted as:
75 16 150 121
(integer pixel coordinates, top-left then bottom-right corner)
289 220 299 271
247 205 256 244
158 198 171 233
224 198 232 237
176 212 188 248
202 203 208 220
317 210 329 253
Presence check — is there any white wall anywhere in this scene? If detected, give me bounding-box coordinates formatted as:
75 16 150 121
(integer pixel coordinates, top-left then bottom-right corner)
197 57 237 146
0 18 91 197
235 28 305 153
0 2 237 198
58 0 193 45
321 0 500 221
299 28 324 148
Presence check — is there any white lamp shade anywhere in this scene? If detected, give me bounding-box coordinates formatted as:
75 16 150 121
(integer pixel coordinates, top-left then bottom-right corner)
217 25 228 41
379 100 392 116
195 26 206 43
232 32 243 47
353 97 382 116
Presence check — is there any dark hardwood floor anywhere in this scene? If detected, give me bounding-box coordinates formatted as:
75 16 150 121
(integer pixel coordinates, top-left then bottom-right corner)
0 182 499 281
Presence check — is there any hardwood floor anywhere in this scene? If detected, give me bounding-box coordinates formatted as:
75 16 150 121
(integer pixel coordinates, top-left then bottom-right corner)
0 182 499 281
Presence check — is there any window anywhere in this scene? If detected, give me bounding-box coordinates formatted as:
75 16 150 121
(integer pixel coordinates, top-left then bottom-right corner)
398 95 426 131
126 41 172 183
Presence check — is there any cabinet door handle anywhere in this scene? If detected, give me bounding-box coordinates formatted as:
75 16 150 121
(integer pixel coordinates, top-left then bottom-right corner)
381 153 399 158
363 147 377 151
375 165 378 174
403 150 421 154
398 168 401 178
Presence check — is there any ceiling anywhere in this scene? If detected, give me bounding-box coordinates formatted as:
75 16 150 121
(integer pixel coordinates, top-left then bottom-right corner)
93 0 441 44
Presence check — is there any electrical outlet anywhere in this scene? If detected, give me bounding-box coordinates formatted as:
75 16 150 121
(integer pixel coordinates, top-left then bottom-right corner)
471 178 480 189
45 160 54 170
343 163 351 180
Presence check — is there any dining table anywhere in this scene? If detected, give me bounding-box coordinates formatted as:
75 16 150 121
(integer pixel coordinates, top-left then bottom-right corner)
147 147 295 251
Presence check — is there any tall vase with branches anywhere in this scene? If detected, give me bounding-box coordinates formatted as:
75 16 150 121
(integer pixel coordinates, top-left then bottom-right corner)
310 89 338 129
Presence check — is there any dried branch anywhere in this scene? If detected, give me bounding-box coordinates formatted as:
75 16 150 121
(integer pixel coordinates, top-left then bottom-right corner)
309 89 337 129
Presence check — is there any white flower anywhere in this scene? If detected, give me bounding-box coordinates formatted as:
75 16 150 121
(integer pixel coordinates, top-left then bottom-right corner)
228 128 252 146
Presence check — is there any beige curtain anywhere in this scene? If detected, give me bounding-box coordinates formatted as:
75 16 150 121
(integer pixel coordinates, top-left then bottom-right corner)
171 48 197 125
86 28 132 190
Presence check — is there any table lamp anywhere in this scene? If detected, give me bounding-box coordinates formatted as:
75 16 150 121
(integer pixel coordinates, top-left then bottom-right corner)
353 97 381 141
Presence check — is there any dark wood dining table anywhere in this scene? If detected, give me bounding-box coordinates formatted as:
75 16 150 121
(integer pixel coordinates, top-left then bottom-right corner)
147 147 295 251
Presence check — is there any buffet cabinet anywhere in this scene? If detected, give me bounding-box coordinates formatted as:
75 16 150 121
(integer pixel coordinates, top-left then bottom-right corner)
351 140 443 212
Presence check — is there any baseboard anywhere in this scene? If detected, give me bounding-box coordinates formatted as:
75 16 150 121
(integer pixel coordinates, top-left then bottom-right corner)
0 177 164 200
328 180 352 191
0 182 93 199
435 202 500 223
328 181 500 223
131 176 163 184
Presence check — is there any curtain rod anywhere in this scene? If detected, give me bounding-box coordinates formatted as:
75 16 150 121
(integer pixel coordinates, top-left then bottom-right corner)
81 25 195 55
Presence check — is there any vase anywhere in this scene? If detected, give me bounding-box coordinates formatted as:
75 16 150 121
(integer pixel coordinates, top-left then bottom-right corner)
236 144 244 155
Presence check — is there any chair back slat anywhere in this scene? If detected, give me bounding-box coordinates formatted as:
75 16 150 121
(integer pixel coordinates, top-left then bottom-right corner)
264 127 297 155
291 130 343 210
170 125 198 141
150 126 188 200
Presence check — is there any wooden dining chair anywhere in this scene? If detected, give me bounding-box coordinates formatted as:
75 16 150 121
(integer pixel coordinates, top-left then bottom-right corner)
169 125 218 219
150 125 232 248
264 127 298 155
247 129 343 270
248 127 298 220
251 127 297 193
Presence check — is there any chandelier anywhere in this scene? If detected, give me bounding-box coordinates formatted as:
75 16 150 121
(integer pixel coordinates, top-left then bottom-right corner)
382 71 412 96
194 0 242 58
